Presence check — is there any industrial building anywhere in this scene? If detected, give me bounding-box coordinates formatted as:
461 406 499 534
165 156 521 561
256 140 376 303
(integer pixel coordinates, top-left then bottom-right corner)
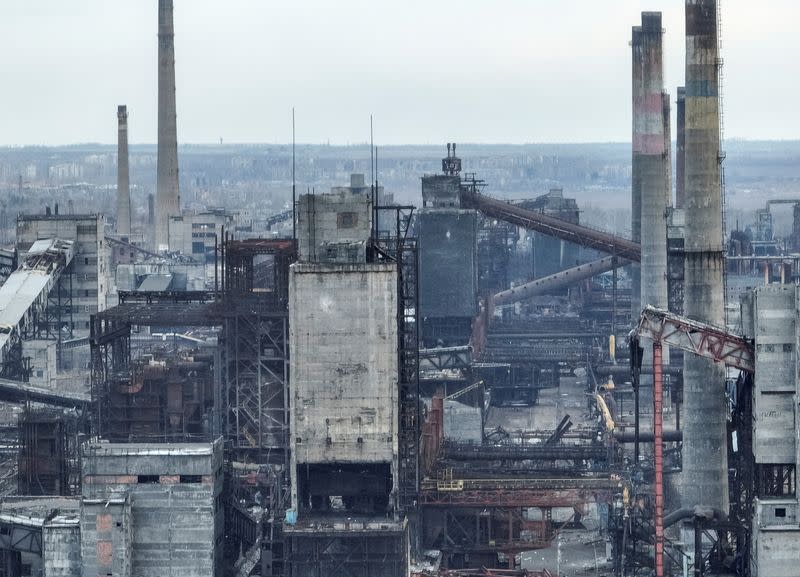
0 439 223 577
0 0 797 576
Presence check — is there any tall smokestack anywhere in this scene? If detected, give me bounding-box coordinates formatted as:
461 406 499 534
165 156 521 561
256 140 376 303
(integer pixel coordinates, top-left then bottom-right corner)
630 25 642 320
682 0 727 512
633 13 671 369
676 87 686 209
116 105 131 236
155 0 180 251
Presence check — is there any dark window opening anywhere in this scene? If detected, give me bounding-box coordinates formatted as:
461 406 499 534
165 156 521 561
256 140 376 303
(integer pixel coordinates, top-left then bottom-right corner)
337 212 358 229
775 507 787 518
758 464 796 497
137 475 160 484
180 475 202 484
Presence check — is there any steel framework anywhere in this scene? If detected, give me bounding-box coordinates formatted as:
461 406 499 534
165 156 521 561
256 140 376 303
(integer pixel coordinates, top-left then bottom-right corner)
634 305 754 372
376 205 420 511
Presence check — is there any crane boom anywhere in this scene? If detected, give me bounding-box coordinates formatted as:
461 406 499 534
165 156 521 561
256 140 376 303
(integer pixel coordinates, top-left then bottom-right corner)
633 305 754 373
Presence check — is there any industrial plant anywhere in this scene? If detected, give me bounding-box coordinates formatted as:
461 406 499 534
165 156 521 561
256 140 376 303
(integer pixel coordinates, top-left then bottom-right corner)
0 1 797 576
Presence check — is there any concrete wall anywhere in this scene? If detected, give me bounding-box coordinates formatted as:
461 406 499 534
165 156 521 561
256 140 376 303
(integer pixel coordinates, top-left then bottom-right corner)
748 286 796 463
42 522 81 577
81 440 224 577
289 263 398 508
753 499 800 577
168 211 233 261
296 192 372 263
418 209 477 319
80 498 132 577
443 400 482 443
743 286 800 576
421 174 461 208
26 339 57 388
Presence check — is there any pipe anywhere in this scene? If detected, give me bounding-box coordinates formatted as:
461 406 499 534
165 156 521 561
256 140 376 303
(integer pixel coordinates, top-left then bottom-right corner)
663 506 727 529
654 341 664 577
614 430 682 443
596 365 682 378
492 256 628 307
676 87 686 209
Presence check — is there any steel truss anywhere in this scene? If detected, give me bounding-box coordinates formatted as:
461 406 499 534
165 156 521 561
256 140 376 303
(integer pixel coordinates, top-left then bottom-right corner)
285 528 409 577
376 206 420 512
224 306 288 462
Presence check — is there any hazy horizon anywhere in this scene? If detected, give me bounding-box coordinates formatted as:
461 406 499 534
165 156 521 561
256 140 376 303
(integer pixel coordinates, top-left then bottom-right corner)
1 1 798 146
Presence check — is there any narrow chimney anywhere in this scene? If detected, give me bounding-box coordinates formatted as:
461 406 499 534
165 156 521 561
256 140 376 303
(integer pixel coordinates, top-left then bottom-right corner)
633 14 671 374
675 87 686 209
117 105 131 236
682 0 727 513
155 0 180 251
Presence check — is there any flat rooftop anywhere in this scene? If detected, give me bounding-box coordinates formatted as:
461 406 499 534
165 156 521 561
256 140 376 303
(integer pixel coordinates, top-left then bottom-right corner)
83 441 219 456
0 497 81 528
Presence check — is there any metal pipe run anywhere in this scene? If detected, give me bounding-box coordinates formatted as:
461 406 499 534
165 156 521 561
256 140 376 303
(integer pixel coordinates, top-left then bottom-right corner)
653 341 664 577
492 256 627 307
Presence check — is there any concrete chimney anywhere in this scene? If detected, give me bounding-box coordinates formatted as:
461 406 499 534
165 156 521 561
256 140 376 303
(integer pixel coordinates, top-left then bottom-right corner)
682 0 728 512
633 12 671 371
116 105 131 236
632 14 670 320
155 0 180 251
676 87 686 209
630 25 643 320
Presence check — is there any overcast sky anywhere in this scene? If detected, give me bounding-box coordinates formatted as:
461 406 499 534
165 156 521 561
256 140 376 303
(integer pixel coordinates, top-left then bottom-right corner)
0 0 797 146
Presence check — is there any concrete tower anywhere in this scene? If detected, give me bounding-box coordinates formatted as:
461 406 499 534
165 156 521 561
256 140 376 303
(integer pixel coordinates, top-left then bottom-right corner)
682 0 728 511
630 25 643 320
155 0 180 251
676 87 686 209
633 13 670 325
116 105 131 237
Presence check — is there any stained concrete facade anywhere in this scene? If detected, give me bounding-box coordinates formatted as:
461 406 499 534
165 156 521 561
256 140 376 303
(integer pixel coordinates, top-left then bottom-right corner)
296 191 372 263
288 262 399 510
81 440 224 577
740 285 800 576
79 497 132 577
632 13 670 331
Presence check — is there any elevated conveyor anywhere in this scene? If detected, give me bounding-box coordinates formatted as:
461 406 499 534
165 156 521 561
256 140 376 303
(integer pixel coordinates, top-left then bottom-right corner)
0 239 75 377
461 189 641 262
0 377 89 408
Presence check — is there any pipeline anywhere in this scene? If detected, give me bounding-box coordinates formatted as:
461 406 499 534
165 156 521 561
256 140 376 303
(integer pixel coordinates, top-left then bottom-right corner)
492 256 629 307
663 506 727 528
614 430 682 443
441 442 607 462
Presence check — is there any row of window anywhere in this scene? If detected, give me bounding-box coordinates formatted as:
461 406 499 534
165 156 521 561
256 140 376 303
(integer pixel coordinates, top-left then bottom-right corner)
137 475 204 484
